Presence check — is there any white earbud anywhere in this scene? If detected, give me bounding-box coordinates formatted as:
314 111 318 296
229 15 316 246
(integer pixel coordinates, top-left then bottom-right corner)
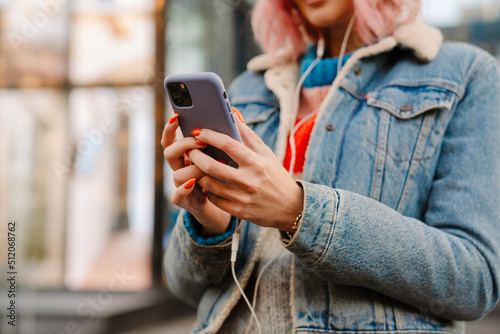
316 34 325 58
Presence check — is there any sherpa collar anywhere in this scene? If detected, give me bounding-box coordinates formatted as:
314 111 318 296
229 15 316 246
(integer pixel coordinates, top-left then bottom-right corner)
247 20 443 72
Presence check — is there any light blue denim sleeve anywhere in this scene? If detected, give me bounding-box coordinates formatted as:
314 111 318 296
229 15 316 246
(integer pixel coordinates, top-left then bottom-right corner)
284 59 500 321
163 210 236 307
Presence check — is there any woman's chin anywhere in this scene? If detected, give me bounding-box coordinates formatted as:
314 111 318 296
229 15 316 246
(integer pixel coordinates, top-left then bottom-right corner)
306 15 349 29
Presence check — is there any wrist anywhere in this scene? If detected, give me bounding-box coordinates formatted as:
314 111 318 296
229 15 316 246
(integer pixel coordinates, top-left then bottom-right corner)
183 211 236 246
198 224 227 238
281 213 303 239
277 182 304 234
193 206 231 238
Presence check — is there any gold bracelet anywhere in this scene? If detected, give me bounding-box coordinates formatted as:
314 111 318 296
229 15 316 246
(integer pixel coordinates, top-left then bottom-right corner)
292 213 302 232
282 213 302 240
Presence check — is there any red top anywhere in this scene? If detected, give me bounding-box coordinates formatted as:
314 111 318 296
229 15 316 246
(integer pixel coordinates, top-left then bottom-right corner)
282 86 329 175
283 114 318 174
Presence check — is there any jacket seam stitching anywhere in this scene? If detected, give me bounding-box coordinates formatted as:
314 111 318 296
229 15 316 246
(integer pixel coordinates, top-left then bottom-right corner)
370 110 390 201
396 112 436 213
373 79 463 98
244 107 279 124
231 96 279 108
365 138 433 162
467 55 495 86
309 188 338 267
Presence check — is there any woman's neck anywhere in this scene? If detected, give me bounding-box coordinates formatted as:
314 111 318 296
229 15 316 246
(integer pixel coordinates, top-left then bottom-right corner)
322 20 363 58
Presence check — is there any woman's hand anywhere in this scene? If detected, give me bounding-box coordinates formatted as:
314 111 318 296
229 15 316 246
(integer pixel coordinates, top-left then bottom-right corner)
188 108 304 233
161 114 231 236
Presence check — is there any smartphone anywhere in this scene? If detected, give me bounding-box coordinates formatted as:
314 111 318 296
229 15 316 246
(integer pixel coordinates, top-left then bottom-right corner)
164 72 242 168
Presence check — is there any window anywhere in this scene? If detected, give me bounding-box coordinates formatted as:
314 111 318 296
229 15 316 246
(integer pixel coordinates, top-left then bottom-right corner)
0 0 158 292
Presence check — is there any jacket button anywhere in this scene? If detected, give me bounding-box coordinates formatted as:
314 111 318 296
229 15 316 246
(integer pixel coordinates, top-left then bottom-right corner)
325 124 334 131
400 104 413 112
354 66 362 75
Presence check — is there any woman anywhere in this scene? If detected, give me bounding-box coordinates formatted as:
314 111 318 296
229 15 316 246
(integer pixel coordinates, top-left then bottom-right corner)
162 0 500 333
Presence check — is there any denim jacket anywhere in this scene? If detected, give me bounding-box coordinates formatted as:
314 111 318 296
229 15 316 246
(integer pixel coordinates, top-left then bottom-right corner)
163 21 500 334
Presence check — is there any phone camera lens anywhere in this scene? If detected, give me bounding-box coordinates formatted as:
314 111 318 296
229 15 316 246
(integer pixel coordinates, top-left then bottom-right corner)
169 84 179 93
181 91 191 99
173 97 183 106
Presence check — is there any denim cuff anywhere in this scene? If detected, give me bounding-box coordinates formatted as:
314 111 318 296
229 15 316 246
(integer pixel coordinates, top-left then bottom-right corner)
183 211 237 246
281 180 338 267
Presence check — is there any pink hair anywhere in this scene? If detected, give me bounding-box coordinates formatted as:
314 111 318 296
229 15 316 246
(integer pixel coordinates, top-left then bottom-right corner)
251 0 421 60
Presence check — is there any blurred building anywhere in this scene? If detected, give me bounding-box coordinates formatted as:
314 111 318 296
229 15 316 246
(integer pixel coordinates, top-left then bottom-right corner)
441 1 500 58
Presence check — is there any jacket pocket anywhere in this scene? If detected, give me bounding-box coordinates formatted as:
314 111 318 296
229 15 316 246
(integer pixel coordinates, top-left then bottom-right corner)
365 82 457 162
232 102 280 149
363 82 458 209
233 102 278 125
300 284 461 333
367 83 456 120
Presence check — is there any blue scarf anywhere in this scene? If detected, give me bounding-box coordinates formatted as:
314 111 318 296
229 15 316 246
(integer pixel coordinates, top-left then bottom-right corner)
299 45 352 88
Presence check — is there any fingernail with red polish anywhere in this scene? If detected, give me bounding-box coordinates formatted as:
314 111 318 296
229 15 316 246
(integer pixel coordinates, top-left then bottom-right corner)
191 128 202 136
184 178 196 189
169 114 179 124
232 107 244 123
217 160 227 164
202 189 207 197
195 139 207 146
185 149 192 157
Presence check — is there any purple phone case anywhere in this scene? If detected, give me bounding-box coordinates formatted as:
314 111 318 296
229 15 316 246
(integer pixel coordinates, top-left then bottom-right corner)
164 72 242 168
